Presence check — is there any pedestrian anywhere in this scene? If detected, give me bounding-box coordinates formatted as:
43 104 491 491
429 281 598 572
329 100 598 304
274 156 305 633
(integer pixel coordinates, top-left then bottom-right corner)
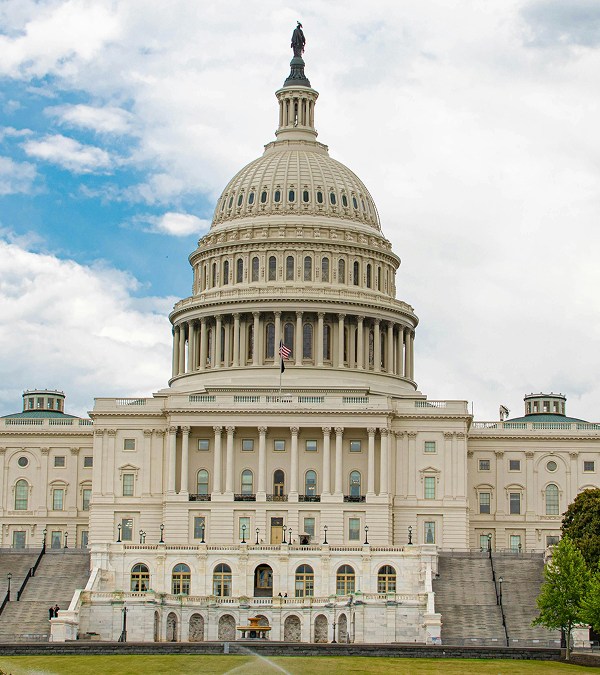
48 606 54 620
54 604 60 617
284 592 287 598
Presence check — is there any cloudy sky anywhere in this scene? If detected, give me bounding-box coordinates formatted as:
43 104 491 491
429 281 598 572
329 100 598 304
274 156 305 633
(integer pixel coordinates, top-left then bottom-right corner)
1 0 599 420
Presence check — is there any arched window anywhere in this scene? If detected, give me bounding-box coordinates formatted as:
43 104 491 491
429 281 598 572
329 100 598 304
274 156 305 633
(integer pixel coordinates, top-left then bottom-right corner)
349 471 361 497
342 194 348 207
273 469 285 497
377 565 396 593
323 324 331 361
329 191 336 205
304 256 312 281
207 328 213 366
336 565 355 595
131 563 150 591
213 563 232 596
303 190 310 203
14 479 28 511
222 260 229 285
545 483 559 515
303 323 313 359
274 189 281 203
377 266 382 291
251 257 259 282
211 262 217 287
266 322 275 359
286 255 295 280
344 327 349 363
305 470 317 496
241 469 254 495
284 322 294 357
171 563 191 595
353 261 360 286
295 564 314 597
260 190 268 204
368 329 375 367
247 324 254 361
248 191 255 205
197 469 209 495
321 257 329 282
236 258 243 283
366 264 372 288
268 256 277 281
338 259 346 283
380 331 385 369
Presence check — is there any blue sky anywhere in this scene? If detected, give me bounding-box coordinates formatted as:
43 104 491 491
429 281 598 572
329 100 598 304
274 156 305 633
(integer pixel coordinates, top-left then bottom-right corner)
1 0 600 420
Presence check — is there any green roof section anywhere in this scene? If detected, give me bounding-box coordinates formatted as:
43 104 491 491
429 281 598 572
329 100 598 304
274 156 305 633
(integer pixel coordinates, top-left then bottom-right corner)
507 413 588 424
1 410 80 420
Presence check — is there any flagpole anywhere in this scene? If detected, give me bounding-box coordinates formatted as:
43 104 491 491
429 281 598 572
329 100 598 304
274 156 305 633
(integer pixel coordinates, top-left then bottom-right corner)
279 354 282 397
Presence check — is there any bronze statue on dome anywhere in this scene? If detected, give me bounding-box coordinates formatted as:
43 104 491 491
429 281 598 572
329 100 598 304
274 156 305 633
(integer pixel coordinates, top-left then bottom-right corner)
291 22 306 57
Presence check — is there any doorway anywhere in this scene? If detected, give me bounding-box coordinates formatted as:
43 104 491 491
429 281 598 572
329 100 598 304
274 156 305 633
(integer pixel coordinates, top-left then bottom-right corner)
270 517 284 544
254 564 273 597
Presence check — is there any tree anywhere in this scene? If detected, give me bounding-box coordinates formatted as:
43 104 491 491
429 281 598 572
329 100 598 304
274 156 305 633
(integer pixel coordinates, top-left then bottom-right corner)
533 535 591 660
581 565 600 636
562 488 600 569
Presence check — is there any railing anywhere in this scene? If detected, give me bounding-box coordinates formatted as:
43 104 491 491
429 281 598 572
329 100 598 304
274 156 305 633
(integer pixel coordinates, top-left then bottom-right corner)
189 494 211 502
0 590 9 617
415 400 447 408
16 546 45 602
343 396 369 404
266 494 288 502
472 421 600 431
298 396 325 404
234 494 256 501
2 418 92 427
115 398 146 406
490 553 509 647
299 494 321 502
234 395 260 403
343 495 366 502
189 395 216 403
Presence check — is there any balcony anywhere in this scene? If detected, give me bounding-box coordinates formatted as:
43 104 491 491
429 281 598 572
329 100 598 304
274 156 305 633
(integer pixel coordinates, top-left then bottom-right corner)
299 494 321 502
266 494 288 502
234 494 256 502
343 495 366 503
189 494 211 502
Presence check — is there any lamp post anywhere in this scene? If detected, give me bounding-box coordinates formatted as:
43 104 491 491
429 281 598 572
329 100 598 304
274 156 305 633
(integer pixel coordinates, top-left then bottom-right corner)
282 524 287 544
407 526 413 545
117 523 122 543
323 525 328 545
487 533 492 558
331 606 337 643
288 527 292 545
42 528 47 552
363 525 369 546
64 532 68 548
241 524 246 544
255 528 260 545
141 531 146 544
118 606 128 642
159 524 164 544
201 524 205 544
6 573 12 601
498 576 503 605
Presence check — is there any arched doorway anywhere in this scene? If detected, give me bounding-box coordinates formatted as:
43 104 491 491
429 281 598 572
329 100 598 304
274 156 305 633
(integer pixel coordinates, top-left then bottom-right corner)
153 611 160 642
338 613 348 643
255 614 269 627
284 615 301 642
218 614 236 640
189 613 204 642
166 612 178 642
314 614 328 643
254 564 273 597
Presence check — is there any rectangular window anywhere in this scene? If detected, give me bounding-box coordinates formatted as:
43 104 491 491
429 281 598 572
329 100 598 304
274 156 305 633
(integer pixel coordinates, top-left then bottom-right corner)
12 531 26 549
480 534 491 550
479 459 490 471
509 492 521 514
546 535 560 547
239 516 250 540
510 534 522 552
424 476 436 500
28 398 34 409
47 398 54 410
305 440 317 452
349 440 361 452
198 439 210 451
82 488 91 511
348 517 360 541
479 492 491 514
54 456 65 468
424 441 436 453
509 459 521 471
242 439 254 452
122 474 134 497
121 518 133 541
303 517 315 538
274 440 286 452
37 397 43 409
123 438 136 451
52 488 64 510
193 516 206 539
51 531 62 549
424 521 436 544
80 531 89 548
83 456 93 468
584 461 595 472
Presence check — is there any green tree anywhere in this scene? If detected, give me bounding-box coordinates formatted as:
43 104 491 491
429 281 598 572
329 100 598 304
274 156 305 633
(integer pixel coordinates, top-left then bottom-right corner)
581 565 600 636
562 488 600 569
533 535 591 660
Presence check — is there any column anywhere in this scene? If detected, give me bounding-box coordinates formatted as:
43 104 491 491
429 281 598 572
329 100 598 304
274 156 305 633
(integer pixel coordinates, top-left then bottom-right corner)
225 426 235 495
142 429 152 496
568 451 579 503
379 428 389 495
334 427 344 495
223 319 231 367
200 317 208 371
337 314 345 367
444 432 453 497
167 426 177 494
233 313 240 367
317 313 324 367
178 323 186 375
356 316 364 369
367 427 376 495
374 319 381 372
257 426 267 497
92 429 104 495
212 426 222 495
106 429 116 495
409 330 415 379
187 322 196 372
495 451 505 515
180 426 190 494
349 322 356 369
387 323 394 374
525 451 535 517
172 326 180 377
295 311 303 366
403 328 410 380
407 431 417 498
274 311 281 356
215 315 222 369
397 328 405 376
322 427 331 495
290 426 299 497
252 312 260 366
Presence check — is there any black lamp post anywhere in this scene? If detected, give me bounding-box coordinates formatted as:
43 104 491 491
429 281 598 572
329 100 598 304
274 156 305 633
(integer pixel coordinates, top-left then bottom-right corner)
331 607 337 643
42 528 47 552
241 524 246 544
282 524 287 544
323 525 328 545
364 525 369 545
487 533 492 558
288 527 292 545
498 576 503 605
200 524 205 544
407 526 413 545
64 532 68 548
159 524 164 544
255 528 260 545
6 573 12 601
117 523 122 543
118 606 128 642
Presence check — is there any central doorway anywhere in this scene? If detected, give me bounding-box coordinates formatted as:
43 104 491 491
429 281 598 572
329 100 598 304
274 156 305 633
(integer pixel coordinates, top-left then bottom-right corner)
270 517 284 544
254 564 273 597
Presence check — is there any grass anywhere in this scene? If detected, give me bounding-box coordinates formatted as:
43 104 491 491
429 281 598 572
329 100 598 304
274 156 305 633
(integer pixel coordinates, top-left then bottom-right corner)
0 655 592 675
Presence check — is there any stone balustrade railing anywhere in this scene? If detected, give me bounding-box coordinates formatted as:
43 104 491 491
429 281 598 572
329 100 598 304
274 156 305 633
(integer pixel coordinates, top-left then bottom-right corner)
1 418 93 428
472 421 600 431
120 543 412 554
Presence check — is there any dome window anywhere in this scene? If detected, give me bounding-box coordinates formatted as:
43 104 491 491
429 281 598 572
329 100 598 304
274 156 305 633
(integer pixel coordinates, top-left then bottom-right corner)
248 192 255 205
338 259 346 284
251 257 259 282
361 198 366 210
329 192 336 205
220 198 225 212
316 191 324 204
352 196 358 209
304 256 313 281
268 256 277 281
260 191 268 204
288 190 295 202
286 255 295 281
228 196 234 209
237 194 243 207
342 194 348 207
303 190 310 203
321 257 330 282
274 190 281 203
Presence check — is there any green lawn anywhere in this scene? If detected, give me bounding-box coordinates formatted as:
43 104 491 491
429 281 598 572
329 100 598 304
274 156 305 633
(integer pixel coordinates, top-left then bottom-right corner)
0 656 592 675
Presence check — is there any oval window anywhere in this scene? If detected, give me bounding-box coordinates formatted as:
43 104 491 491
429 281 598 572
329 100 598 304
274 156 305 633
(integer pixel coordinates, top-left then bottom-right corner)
228 196 234 208
352 196 358 209
248 192 255 204
342 194 348 207
303 190 310 203
274 190 281 202
17 456 28 468
547 460 557 472
330 192 336 205
261 191 268 203
288 190 295 202
316 191 323 204
237 194 243 206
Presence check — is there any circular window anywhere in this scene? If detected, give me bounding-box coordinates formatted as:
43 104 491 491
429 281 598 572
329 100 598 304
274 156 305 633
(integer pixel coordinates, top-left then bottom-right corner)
17 456 28 468
547 460 557 472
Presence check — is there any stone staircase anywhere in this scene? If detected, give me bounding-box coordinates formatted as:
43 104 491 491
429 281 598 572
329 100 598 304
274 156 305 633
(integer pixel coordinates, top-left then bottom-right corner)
0 549 90 642
0 550 41 598
491 553 560 647
433 553 505 645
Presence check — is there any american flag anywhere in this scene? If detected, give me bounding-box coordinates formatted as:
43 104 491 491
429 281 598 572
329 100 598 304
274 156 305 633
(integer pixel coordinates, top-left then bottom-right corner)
279 341 291 359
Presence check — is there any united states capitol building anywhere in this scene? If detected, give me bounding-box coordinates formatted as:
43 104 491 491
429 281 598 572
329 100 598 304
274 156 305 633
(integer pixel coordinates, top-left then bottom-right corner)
1 34 598 645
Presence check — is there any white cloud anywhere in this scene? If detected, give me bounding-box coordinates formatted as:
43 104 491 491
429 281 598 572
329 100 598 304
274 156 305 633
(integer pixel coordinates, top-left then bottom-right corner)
0 156 36 195
46 103 134 135
148 212 209 237
22 134 112 173
0 237 174 417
